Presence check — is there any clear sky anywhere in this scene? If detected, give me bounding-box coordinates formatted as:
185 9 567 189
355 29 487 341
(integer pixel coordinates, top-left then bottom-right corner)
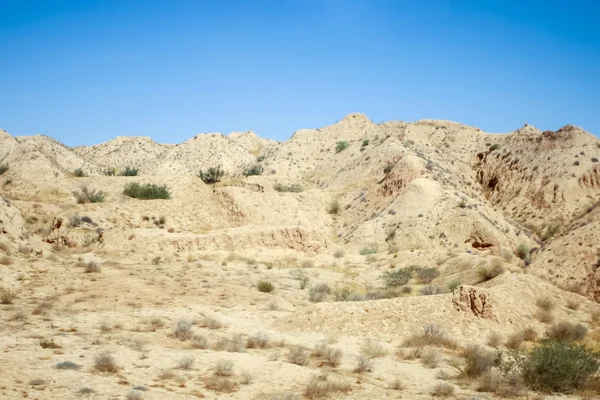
1 0 599 146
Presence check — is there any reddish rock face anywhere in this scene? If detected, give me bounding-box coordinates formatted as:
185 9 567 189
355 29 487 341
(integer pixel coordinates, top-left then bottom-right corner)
452 285 495 320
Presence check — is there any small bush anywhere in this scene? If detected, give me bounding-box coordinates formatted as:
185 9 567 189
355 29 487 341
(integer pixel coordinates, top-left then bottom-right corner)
536 309 555 324
75 186 106 203
516 244 530 260
477 263 505 282
39 338 60 348
504 341 600 393
489 143 501 151
381 268 413 288
84 261 101 273
506 332 524 350
56 361 81 370
94 351 118 373
416 267 440 284
246 332 269 349
335 141 349 153
389 377 403 390
257 280 274 293
173 318 193 341
304 374 351 399
309 283 331 302
488 332 503 348
243 164 263 176
421 348 440 368
74 168 86 177
361 139 369 146
120 166 139 176
359 245 377 255
314 343 343 367
354 355 373 373
522 327 538 342
536 296 556 311
360 339 388 358
456 345 499 378
101 168 116 176
176 357 194 370
383 165 393 174
191 334 209 349
566 298 581 310
199 166 225 184
287 346 309 365
404 324 456 349
273 183 303 192
545 321 588 342
1 288 16 304
448 280 461 291
430 382 455 397
214 359 234 376
200 316 224 330
327 200 340 215
124 182 171 199
333 249 344 258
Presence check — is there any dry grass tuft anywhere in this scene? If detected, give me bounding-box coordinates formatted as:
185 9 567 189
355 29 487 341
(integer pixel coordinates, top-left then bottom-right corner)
566 298 582 310
389 377 404 390
505 332 524 350
287 346 309 366
353 355 373 373
313 342 343 367
200 315 225 329
173 318 193 341
246 332 269 349
94 351 119 373
176 357 194 370
421 347 440 368
487 332 502 348
304 374 351 399
1 288 16 304
84 261 101 273
430 382 455 397
545 321 588 342
454 345 499 379
536 296 556 312
360 339 388 358
403 324 456 349
191 334 209 349
213 359 234 377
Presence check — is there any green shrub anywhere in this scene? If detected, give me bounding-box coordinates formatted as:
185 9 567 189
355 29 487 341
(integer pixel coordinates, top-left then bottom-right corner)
74 186 106 203
383 165 393 174
273 183 303 192
124 182 171 199
503 341 599 393
359 245 377 255
361 139 369 146
74 168 86 177
516 244 530 260
199 166 225 184
335 141 349 153
416 267 440 284
257 280 274 293
0 164 8 175
243 164 263 176
489 143 501 151
381 268 414 288
120 166 139 176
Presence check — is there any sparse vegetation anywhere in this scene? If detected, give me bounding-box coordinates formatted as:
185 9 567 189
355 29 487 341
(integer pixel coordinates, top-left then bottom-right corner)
545 321 588 342
489 143 501 151
74 186 106 203
214 359 234 376
314 342 343 367
39 338 60 348
1 288 16 304
309 283 331 302
257 280 274 293
74 168 86 177
488 332 502 348
360 339 388 358
84 261 101 273
359 245 377 255
536 296 556 312
477 262 505 282
199 166 225 184
503 341 600 393
455 345 499 378
327 200 340 215
120 166 139 176
416 267 440 284
246 332 269 349
431 382 455 397
94 351 119 373
273 183 303 192
516 244 530 260
383 164 393 174
403 324 456 349
123 182 171 199
335 141 349 153
287 346 309 365
192 334 209 349
304 374 351 399
0 164 9 175
354 355 373 373
243 164 263 176
381 268 413 288
56 361 80 370
176 356 195 370
173 318 193 340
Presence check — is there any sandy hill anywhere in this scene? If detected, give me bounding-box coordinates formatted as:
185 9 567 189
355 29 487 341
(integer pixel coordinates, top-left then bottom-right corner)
0 114 599 400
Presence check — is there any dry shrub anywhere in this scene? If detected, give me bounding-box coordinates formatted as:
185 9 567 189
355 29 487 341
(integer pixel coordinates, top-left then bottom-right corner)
536 296 556 312
389 377 404 390
200 315 225 329
403 324 456 349
536 309 555 324
214 359 234 376
84 261 101 273
1 288 16 304
39 338 61 348
246 332 269 349
32 301 52 315
430 382 455 397
309 283 331 302
522 327 538 342
191 334 209 349
354 355 373 373
313 342 343 367
176 357 194 370
94 351 119 373
421 348 440 368
204 376 238 393
360 339 388 358
477 262 504 282
173 318 193 341
505 332 524 350
487 332 502 348
455 345 499 379
545 321 588 342
287 346 309 366
304 374 351 399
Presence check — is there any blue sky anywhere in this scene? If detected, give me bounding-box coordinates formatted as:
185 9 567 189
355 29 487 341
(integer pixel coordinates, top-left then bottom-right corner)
1 0 599 146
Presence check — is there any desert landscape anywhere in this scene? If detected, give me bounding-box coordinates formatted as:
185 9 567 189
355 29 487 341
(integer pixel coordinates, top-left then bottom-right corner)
0 113 599 399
